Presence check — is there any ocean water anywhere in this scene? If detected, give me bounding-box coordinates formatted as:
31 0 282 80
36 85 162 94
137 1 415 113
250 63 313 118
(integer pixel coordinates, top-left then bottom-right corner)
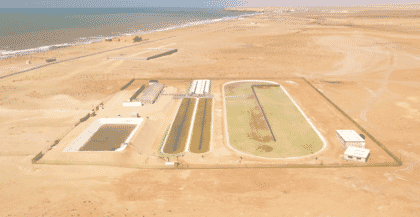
0 8 254 52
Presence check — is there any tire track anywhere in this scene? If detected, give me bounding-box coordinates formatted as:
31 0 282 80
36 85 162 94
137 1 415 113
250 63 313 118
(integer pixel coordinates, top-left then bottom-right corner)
0 36 175 80
360 42 396 123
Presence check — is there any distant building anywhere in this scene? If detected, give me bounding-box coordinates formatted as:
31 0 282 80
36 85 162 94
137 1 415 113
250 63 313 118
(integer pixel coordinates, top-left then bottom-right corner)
336 130 365 149
136 83 164 104
344 146 370 162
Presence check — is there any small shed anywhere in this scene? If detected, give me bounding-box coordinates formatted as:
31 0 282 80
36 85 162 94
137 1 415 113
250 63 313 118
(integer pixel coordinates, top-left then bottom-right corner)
336 130 365 149
344 146 370 162
189 80 211 95
165 161 179 168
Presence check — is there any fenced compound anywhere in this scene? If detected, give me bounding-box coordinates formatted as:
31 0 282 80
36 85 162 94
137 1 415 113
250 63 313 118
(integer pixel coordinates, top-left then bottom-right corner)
31 77 402 169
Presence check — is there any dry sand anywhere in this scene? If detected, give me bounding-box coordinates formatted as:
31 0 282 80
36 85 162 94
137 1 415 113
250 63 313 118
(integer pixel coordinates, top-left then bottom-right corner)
1 4 420 216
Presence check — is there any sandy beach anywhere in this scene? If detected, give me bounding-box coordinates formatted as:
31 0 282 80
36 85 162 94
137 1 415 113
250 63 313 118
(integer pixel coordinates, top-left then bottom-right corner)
1 5 420 216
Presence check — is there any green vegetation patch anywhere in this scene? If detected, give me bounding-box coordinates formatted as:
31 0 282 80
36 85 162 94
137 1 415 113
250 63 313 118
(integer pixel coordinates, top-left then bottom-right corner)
224 82 323 158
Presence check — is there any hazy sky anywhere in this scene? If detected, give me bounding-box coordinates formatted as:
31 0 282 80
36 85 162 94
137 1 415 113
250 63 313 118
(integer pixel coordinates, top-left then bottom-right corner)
1 0 416 8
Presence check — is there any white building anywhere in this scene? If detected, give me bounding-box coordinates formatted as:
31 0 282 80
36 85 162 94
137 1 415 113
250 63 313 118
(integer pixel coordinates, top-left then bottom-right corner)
189 80 198 95
137 83 164 104
203 80 211 94
189 80 211 96
344 146 370 162
122 101 143 107
336 130 365 149
196 80 205 95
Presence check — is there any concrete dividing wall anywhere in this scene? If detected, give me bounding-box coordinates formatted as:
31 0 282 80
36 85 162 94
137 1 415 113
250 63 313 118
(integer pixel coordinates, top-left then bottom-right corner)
146 49 177 60
129 85 146 101
0 36 175 79
63 118 143 152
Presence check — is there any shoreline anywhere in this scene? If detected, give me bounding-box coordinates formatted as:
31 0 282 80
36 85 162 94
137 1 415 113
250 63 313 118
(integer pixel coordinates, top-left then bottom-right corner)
0 11 263 60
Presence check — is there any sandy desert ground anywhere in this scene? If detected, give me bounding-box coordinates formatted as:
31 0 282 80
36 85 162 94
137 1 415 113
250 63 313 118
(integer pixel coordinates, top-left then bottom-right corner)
1 4 420 216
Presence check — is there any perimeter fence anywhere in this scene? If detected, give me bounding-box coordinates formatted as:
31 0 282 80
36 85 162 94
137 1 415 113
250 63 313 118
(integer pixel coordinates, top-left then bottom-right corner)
172 161 401 169
302 77 402 166
32 77 403 168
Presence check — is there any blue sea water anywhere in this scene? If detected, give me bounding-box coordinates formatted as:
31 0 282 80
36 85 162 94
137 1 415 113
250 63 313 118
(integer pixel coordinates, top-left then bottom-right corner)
0 8 254 52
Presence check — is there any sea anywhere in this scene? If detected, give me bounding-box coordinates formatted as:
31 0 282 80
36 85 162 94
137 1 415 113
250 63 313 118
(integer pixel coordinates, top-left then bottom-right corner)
0 8 256 57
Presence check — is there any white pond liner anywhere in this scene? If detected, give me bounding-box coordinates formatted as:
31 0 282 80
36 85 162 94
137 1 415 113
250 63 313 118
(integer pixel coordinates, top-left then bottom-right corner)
63 118 143 152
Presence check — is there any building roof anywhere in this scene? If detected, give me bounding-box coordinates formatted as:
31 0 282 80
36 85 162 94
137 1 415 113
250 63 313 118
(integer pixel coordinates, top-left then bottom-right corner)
191 80 210 95
336 130 365 142
137 83 164 102
344 146 370 158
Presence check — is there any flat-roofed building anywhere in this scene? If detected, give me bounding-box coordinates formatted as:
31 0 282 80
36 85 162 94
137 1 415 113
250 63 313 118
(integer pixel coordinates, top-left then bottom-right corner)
203 80 211 94
198 80 204 95
136 83 164 104
189 80 198 95
336 130 365 149
189 80 211 96
344 146 370 162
